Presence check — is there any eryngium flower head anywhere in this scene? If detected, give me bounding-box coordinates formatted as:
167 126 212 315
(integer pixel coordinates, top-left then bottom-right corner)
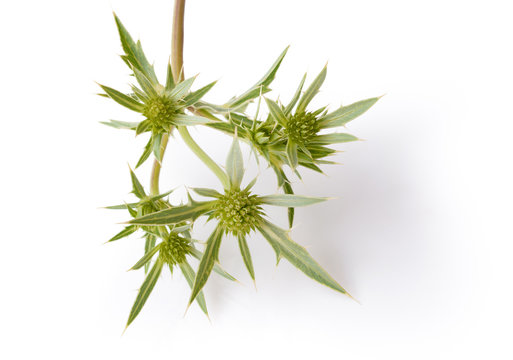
285 111 320 145
143 95 179 133
213 188 263 236
158 233 192 266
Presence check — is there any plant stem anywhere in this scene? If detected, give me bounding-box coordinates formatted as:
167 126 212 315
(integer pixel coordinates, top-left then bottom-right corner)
149 134 169 195
171 0 185 83
149 0 186 195
177 126 231 190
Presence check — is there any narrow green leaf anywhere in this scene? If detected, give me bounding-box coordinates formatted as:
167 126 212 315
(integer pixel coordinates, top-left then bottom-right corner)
315 159 337 165
133 67 158 98
100 120 139 130
194 100 234 114
113 13 158 84
165 60 175 90
286 140 298 169
188 226 224 306
282 179 295 228
254 46 289 89
107 225 138 242
238 235 255 280
229 113 253 128
259 194 328 207
271 163 285 187
152 133 163 163
319 97 379 128
310 133 359 145
205 121 236 136
135 119 151 135
129 168 146 199
191 188 222 198
189 248 237 282
146 188 174 203
265 98 288 128
125 202 138 218
144 233 157 273
120 54 132 69
127 201 214 225
243 176 258 192
307 144 337 158
284 73 307 116
99 84 144 113
296 65 327 114
135 136 154 168
130 244 161 270
257 219 348 295
131 85 148 101
299 161 324 173
170 224 191 233
126 259 163 328
168 76 196 100
226 136 244 188
179 262 209 317
172 114 211 126
104 203 138 210
225 87 271 110
183 80 217 106
194 108 222 122
298 142 312 160
226 47 288 108
142 226 165 238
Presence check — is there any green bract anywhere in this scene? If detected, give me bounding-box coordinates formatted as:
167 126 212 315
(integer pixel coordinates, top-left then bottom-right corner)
100 4 378 330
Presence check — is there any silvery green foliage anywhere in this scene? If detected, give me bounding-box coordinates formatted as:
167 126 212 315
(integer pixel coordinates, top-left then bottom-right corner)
100 14 377 329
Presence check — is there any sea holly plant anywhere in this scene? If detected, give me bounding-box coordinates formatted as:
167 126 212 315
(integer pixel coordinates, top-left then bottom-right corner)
100 0 378 329
126 136 350 309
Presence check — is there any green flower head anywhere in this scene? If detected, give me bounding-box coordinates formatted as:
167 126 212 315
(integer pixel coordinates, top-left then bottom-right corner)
143 93 179 133
285 110 320 145
264 66 379 174
213 188 263 236
158 232 192 266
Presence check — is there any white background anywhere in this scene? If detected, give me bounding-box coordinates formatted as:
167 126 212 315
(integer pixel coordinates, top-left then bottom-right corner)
1 0 512 359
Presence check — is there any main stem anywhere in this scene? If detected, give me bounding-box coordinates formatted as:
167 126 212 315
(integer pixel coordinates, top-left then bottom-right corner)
149 0 186 195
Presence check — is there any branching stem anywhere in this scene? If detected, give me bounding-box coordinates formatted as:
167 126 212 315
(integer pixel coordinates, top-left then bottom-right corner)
149 0 186 195
177 126 230 190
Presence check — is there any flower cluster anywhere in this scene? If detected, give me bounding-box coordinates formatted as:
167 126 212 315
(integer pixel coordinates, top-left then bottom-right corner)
101 13 378 329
